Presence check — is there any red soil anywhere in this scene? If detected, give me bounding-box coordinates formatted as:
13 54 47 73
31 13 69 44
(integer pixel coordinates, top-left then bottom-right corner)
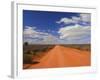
27 45 91 69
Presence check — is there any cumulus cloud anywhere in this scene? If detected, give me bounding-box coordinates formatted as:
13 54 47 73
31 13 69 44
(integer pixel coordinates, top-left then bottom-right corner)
56 17 75 24
56 16 80 24
58 24 90 44
23 26 58 44
24 25 90 44
80 13 91 22
56 13 91 25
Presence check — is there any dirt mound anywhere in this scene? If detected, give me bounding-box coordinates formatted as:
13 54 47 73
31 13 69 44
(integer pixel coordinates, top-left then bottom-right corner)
29 45 90 69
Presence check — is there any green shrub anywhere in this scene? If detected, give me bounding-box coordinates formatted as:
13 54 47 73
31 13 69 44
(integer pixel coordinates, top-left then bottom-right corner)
23 54 33 64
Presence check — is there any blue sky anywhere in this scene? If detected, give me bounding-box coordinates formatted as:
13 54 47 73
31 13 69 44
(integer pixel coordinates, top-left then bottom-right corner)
23 10 91 44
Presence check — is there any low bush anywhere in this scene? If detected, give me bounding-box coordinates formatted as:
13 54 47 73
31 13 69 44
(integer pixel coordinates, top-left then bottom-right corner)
23 54 33 64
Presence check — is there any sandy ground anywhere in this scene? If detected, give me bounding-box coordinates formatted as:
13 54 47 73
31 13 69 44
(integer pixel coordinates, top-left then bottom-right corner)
24 45 91 69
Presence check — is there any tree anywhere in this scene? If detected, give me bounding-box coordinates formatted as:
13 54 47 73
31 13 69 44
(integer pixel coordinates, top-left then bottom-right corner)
24 42 28 46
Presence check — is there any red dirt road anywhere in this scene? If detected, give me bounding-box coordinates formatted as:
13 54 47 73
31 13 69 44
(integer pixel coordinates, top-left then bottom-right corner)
27 45 91 69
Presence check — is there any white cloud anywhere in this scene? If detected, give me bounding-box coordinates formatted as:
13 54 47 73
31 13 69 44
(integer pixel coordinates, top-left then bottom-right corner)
80 13 91 22
24 24 90 44
23 26 58 44
56 13 90 25
24 26 39 38
72 16 80 22
56 17 76 24
58 24 90 43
